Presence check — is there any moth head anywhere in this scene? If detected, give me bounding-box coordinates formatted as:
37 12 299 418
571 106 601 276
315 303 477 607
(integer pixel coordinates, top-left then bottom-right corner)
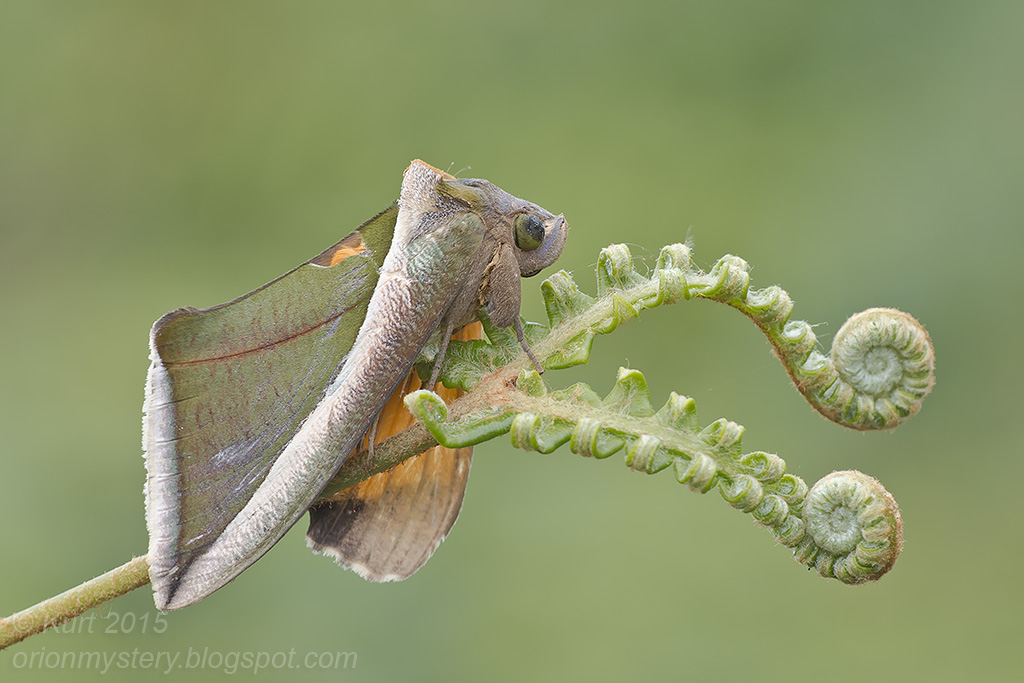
510 209 566 277
435 174 568 278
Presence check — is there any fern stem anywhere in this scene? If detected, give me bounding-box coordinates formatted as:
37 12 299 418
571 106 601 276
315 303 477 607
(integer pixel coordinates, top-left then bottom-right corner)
0 556 150 650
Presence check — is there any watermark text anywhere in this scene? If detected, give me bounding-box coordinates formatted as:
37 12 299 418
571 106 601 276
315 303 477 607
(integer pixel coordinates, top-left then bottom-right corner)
11 646 356 674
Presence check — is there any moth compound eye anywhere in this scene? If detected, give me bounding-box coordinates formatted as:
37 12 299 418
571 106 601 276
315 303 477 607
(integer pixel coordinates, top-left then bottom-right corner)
513 213 545 251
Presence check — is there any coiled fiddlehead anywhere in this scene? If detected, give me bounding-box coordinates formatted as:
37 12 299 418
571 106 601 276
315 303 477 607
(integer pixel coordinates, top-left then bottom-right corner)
800 470 902 582
423 243 935 431
405 367 903 584
816 308 935 429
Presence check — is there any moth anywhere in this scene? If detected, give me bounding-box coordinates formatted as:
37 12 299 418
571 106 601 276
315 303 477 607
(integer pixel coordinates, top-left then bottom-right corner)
144 160 567 610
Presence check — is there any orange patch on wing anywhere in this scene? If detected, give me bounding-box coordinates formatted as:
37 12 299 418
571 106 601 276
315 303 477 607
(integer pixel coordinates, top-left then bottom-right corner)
325 243 367 267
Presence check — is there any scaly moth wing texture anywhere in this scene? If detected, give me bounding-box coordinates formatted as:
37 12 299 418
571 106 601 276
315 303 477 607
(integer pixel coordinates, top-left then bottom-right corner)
144 207 396 610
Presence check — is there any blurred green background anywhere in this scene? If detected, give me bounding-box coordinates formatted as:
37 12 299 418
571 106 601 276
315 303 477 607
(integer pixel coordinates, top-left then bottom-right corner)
2 1 1020 680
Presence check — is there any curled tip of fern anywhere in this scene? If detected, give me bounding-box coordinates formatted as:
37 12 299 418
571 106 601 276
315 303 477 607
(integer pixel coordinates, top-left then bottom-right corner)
821 307 935 430
800 470 903 583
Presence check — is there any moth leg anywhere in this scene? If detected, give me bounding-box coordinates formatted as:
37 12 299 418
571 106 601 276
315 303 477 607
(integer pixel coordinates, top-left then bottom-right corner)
366 415 379 458
428 322 457 390
487 245 544 374
514 317 544 375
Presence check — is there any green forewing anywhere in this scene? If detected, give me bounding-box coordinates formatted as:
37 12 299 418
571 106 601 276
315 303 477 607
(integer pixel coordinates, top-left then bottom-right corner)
146 207 396 566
